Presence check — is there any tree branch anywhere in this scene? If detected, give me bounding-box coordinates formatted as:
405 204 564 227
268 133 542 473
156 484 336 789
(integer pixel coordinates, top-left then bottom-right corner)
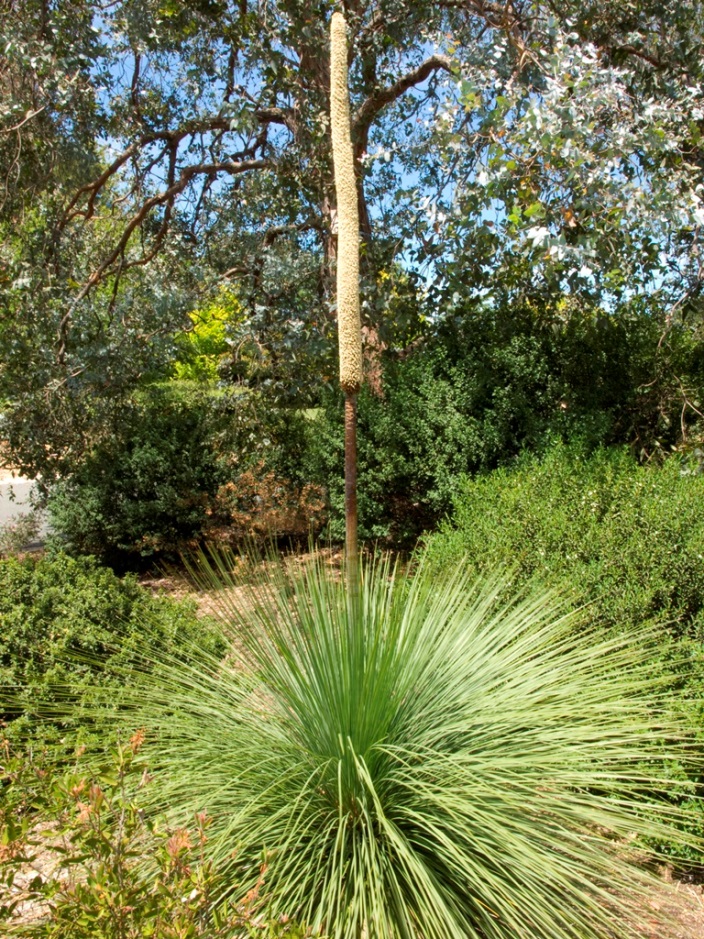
57 157 267 364
607 44 665 70
219 220 323 283
438 0 539 70
1 106 46 134
256 106 298 136
262 219 322 247
59 110 287 228
350 55 453 241
352 54 453 143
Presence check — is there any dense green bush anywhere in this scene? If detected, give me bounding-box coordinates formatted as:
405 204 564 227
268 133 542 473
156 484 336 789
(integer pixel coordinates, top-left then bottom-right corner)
307 303 704 544
46 382 230 562
423 443 704 638
0 552 222 737
46 380 311 565
43 299 704 556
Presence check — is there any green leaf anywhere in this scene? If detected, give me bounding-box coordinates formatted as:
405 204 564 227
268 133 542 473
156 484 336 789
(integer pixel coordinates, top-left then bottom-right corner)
524 201 545 219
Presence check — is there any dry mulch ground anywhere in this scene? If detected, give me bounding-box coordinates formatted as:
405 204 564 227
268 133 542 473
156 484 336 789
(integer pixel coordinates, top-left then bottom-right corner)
2 823 70 929
635 873 704 937
139 547 344 618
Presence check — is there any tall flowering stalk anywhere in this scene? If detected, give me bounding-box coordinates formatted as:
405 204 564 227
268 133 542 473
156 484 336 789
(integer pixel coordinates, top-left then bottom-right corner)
330 10 362 591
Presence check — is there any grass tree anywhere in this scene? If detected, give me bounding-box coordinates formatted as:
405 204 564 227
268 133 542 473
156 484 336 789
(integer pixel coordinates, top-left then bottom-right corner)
330 10 363 590
65 554 702 939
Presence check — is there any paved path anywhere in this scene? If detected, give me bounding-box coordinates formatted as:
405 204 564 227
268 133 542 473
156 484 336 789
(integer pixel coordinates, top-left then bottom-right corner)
0 475 48 547
0 477 36 525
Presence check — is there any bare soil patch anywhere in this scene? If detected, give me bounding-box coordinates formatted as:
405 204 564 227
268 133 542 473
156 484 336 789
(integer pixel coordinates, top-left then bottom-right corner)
139 547 344 618
635 874 704 938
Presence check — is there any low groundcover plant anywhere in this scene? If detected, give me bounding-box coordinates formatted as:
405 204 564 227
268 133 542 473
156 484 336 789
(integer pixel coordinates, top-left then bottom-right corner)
33 554 702 938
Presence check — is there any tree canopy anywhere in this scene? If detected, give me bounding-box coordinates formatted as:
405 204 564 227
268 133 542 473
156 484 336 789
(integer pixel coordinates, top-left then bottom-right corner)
2 0 704 482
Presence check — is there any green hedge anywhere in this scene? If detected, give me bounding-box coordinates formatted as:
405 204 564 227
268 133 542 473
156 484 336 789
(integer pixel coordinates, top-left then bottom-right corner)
306 302 704 545
46 380 310 565
0 552 222 738
423 443 704 638
46 382 234 563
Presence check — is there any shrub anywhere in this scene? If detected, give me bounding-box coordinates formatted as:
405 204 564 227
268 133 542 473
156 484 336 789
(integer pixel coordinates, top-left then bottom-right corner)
0 735 306 937
0 552 222 738
422 442 704 639
205 461 326 548
305 302 704 544
45 381 233 563
42 553 702 939
0 510 42 557
46 381 313 565
172 287 242 384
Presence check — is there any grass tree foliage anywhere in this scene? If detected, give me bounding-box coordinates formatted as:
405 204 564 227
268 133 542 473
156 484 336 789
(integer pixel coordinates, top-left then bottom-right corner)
55 553 701 939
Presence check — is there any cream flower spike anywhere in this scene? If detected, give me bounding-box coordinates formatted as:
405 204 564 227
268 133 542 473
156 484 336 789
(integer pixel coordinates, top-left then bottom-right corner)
330 10 363 394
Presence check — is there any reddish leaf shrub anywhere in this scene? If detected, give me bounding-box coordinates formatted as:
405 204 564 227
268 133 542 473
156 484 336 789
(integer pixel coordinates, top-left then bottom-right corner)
206 462 326 546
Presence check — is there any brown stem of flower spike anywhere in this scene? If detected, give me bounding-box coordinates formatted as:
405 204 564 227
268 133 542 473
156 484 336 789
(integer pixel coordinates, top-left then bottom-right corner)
344 392 358 589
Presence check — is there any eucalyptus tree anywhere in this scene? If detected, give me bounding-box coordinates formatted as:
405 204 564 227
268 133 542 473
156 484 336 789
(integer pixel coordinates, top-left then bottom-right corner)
423 1 704 302
3 0 704 481
1 0 457 478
